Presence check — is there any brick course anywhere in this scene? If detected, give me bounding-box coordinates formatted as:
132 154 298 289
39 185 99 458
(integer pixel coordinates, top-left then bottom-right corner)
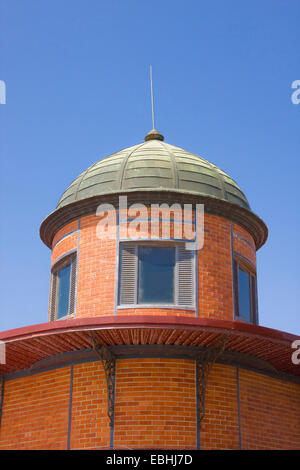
114 358 196 450
70 362 110 449
0 368 70 449
239 369 300 449
0 360 299 449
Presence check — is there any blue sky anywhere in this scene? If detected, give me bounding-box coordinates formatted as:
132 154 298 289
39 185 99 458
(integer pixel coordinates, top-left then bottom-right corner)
0 0 299 334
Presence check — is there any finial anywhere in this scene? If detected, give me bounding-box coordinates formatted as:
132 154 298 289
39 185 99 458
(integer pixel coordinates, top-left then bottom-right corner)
144 129 164 141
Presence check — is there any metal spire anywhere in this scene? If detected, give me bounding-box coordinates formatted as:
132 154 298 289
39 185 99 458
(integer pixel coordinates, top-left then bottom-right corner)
144 66 164 141
150 65 155 130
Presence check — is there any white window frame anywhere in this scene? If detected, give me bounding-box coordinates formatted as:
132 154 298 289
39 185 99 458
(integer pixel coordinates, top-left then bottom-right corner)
233 256 258 325
49 251 77 321
118 241 196 310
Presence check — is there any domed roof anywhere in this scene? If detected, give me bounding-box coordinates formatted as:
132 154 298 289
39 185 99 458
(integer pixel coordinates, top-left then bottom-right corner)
57 130 250 211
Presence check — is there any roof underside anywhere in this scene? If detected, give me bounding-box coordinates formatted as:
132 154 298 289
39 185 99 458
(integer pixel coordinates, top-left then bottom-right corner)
57 140 250 211
0 317 298 379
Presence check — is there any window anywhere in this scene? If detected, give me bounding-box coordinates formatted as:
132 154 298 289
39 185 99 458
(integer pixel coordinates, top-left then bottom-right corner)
49 253 77 321
233 258 258 324
119 243 195 307
138 246 175 303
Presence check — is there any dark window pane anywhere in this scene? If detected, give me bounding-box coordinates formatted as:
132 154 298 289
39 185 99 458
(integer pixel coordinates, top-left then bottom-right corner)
57 264 71 319
138 247 175 304
238 268 251 322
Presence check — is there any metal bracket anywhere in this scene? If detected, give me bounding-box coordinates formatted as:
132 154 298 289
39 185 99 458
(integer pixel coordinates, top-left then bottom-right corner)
90 333 115 427
197 334 229 429
0 375 4 428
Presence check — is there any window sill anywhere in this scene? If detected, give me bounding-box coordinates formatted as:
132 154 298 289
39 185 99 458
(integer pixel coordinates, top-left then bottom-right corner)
117 305 195 310
235 316 257 325
53 314 75 322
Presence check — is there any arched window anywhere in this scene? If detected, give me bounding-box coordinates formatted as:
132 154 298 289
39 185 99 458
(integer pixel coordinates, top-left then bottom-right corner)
49 252 77 321
233 257 258 324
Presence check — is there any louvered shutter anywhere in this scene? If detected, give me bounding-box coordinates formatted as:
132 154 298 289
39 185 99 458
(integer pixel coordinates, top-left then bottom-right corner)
119 244 137 305
68 255 77 315
250 273 258 325
49 272 58 321
176 245 195 307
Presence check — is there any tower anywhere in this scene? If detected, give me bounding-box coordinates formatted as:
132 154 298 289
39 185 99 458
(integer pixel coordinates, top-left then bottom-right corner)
0 130 299 449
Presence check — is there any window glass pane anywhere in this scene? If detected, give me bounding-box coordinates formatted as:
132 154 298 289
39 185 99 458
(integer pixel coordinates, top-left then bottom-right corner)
238 267 251 322
57 264 71 319
138 247 175 304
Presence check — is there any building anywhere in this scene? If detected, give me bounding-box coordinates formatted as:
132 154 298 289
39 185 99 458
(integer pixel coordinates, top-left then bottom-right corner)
0 129 299 449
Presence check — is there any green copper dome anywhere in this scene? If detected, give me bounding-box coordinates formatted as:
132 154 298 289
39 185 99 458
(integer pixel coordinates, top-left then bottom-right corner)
57 130 250 210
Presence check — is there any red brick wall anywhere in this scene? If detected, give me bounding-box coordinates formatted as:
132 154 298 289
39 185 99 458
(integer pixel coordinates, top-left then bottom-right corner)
70 362 110 449
198 216 234 320
51 232 78 266
0 368 70 449
48 210 256 321
239 369 300 449
113 358 197 449
52 220 79 248
232 223 256 266
200 363 240 449
76 214 116 318
0 361 299 450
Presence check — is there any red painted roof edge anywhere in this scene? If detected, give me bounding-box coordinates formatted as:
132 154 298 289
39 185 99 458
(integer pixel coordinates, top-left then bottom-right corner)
0 316 298 346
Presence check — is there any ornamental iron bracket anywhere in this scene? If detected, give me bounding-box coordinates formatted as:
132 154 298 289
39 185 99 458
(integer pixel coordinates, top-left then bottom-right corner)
90 333 115 428
197 334 229 429
0 375 4 428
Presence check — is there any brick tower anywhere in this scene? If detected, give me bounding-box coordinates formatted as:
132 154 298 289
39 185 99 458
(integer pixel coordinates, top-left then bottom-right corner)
0 129 299 449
